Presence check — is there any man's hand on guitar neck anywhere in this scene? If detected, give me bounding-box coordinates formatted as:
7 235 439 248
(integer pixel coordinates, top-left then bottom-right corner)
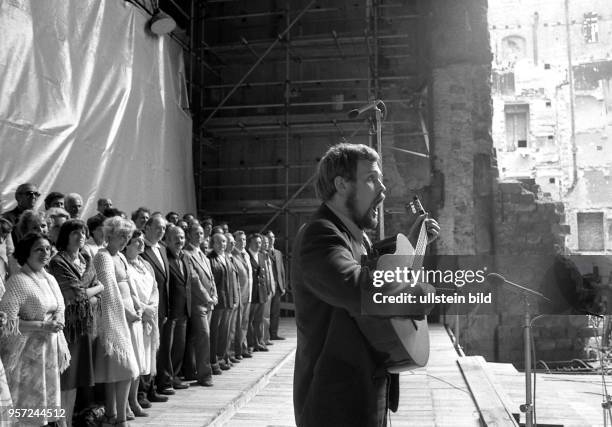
407 214 440 248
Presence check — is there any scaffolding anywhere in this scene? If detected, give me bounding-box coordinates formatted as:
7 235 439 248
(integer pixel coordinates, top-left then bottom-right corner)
173 0 432 258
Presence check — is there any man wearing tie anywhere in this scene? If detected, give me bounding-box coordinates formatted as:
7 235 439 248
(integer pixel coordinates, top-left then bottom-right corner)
183 224 217 386
265 230 286 340
231 230 253 358
162 225 192 391
140 213 172 402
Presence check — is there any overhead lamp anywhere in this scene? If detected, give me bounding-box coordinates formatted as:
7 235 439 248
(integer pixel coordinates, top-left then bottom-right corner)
149 0 176 35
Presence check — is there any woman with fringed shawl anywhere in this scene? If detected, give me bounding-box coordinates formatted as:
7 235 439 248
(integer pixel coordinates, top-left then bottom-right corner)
93 217 139 427
48 219 105 426
0 232 70 426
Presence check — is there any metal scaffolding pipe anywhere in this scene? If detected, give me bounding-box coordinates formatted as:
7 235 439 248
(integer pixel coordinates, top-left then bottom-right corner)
259 174 318 233
201 98 416 111
202 32 412 52
201 0 316 129
204 75 416 89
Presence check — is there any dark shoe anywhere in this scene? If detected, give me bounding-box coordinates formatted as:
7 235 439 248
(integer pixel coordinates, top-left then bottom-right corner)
126 408 135 421
271 335 286 340
212 365 222 375
235 355 243 360
196 378 214 387
229 357 241 363
172 381 189 390
159 387 175 396
241 352 253 358
252 347 259 352
147 391 169 402
219 361 230 371
265 341 274 346
138 397 152 409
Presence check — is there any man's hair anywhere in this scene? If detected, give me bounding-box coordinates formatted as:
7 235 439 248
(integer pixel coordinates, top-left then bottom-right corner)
247 233 263 246
145 212 166 228
44 191 64 209
314 143 379 202
233 230 246 239
211 225 224 235
131 207 151 222
201 217 213 226
56 219 87 251
165 211 178 221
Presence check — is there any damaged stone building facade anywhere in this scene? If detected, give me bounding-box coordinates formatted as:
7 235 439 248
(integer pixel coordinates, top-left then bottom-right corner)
489 0 612 254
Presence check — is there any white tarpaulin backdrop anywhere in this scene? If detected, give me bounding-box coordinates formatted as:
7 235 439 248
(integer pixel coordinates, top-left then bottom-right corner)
0 0 196 217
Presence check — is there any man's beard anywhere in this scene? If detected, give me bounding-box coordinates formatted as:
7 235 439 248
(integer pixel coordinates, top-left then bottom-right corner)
346 187 382 230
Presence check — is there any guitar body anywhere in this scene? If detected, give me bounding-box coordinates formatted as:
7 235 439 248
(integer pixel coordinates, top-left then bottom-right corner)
357 232 432 372
356 316 430 371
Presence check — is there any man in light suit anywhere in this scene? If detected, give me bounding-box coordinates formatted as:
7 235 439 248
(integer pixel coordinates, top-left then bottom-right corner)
140 213 172 402
232 230 252 358
183 224 217 386
265 230 286 340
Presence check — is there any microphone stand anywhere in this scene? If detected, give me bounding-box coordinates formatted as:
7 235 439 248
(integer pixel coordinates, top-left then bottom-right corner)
487 274 550 427
374 105 385 240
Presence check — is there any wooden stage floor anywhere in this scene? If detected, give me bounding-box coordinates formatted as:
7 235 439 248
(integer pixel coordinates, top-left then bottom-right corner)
132 318 606 426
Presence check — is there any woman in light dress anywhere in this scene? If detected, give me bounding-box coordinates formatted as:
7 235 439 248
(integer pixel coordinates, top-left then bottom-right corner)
0 232 70 426
124 230 158 418
93 217 140 427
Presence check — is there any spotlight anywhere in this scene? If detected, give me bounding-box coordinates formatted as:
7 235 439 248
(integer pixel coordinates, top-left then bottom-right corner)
149 1 176 35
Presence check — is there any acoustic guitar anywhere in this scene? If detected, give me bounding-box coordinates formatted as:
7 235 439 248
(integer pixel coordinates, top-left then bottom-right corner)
355 224 435 372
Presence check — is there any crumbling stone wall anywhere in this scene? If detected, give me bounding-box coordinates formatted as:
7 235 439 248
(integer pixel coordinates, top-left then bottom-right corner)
429 0 589 366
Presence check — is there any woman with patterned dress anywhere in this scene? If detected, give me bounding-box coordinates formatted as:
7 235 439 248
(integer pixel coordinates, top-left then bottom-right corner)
48 219 105 427
123 230 157 418
0 232 70 426
0 281 12 426
93 217 139 427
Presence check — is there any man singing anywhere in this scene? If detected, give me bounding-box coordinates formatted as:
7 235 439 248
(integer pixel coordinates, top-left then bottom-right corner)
292 143 439 427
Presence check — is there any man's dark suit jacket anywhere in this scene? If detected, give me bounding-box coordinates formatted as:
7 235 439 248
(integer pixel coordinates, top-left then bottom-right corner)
292 204 399 427
269 248 286 293
247 250 268 304
141 243 170 320
207 251 233 309
166 249 193 319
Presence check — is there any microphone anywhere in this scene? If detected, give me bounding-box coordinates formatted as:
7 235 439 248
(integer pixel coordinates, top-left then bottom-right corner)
486 273 551 302
347 100 386 120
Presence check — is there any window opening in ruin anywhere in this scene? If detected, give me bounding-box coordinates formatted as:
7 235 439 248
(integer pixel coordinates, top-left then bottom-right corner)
583 13 599 44
504 104 529 151
577 211 604 251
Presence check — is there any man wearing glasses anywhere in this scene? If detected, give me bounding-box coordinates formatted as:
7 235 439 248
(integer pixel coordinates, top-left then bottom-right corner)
1 183 41 265
2 182 40 234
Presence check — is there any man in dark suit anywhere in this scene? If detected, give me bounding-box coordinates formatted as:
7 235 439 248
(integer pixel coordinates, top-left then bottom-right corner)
208 232 235 372
140 213 173 401
265 230 286 340
292 143 440 427
231 230 252 358
163 225 193 391
183 224 217 386
246 233 269 352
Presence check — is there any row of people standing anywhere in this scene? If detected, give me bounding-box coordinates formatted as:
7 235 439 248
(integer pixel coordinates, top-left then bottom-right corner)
0 184 288 426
